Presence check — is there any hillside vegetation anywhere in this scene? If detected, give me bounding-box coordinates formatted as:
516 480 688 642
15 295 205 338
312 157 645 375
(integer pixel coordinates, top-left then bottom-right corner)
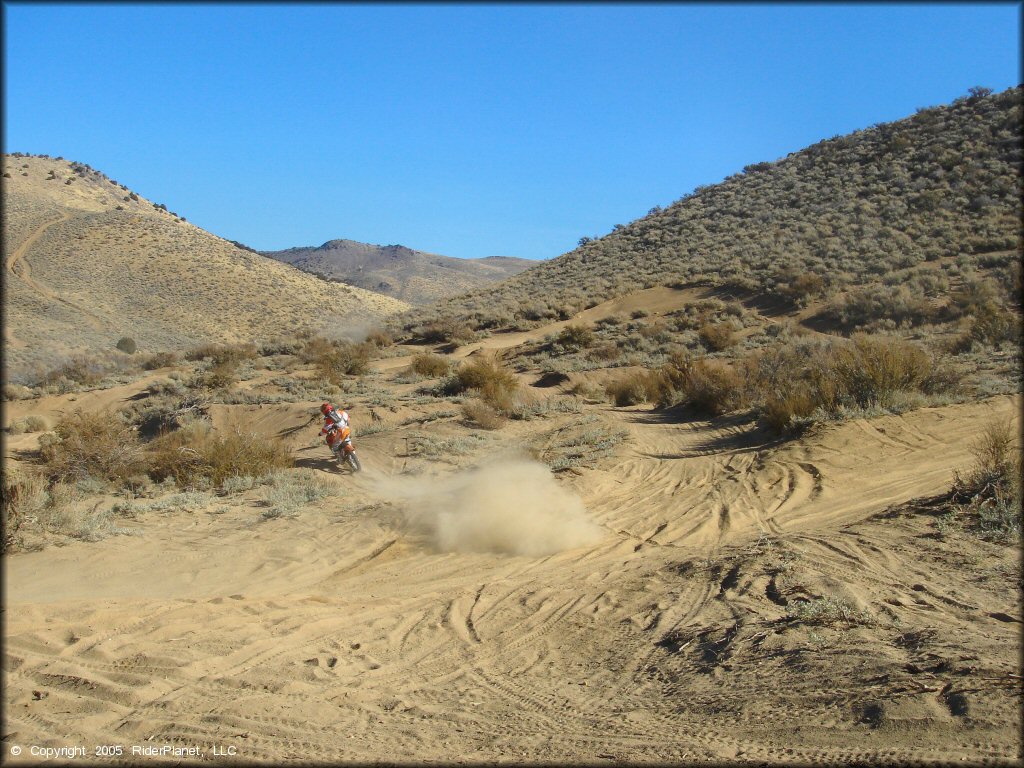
2 155 409 383
401 86 1021 335
263 238 533 305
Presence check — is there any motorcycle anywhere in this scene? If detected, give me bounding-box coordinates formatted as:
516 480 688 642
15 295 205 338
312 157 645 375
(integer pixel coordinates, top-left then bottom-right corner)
326 424 362 473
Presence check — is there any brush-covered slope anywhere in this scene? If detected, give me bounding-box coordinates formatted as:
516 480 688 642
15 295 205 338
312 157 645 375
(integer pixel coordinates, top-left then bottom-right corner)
263 238 534 306
2 155 409 381
405 86 1021 334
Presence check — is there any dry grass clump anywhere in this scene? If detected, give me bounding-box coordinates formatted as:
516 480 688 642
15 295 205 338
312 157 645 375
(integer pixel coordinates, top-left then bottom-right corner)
38 410 143 483
786 596 874 626
461 399 506 430
146 420 293 488
410 352 450 378
258 470 338 519
950 420 1022 541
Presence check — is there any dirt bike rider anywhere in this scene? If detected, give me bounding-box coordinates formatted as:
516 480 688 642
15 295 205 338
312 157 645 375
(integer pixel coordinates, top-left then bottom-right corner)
319 402 351 457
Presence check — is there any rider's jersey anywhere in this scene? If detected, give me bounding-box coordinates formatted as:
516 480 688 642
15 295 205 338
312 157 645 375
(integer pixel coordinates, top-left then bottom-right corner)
320 409 349 436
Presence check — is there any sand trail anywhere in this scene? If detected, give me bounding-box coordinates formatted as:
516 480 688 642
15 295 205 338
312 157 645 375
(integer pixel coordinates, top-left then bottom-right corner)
3 394 1020 763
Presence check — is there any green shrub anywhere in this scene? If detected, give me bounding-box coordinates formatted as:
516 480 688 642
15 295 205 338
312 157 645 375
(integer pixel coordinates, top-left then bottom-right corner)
116 337 137 354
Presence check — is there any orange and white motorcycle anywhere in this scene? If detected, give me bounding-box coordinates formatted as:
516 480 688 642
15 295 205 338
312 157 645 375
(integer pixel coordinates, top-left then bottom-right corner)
325 424 362 473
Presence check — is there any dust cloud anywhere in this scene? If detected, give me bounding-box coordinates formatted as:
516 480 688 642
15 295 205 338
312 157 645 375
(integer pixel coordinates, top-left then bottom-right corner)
378 460 603 556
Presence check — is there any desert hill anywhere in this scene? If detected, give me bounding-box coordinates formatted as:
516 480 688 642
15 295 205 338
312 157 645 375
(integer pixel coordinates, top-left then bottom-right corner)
263 238 533 305
2 155 410 383
402 86 1021 336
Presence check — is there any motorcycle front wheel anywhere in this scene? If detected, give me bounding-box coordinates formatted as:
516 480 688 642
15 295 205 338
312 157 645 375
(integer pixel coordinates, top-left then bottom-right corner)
346 452 362 473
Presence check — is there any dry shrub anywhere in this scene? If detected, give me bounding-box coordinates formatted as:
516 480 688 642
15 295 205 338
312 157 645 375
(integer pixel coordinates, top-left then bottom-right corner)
185 342 256 364
753 335 956 432
314 341 372 383
37 355 107 387
779 271 825 306
202 360 239 390
410 352 450 378
39 410 142 483
965 301 1020 348
587 342 621 362
142 351 179 370
682 359 747 415
2 466 49 552
567 380 606 401
829 334 934 408
605 370 666 407
147 421 293 487
760 391 818 433
951 420 1022 541
3 383 33 401
418 317 476 345
556 324 595 351
698 321 738 351
462 399 505 430
454 356 519 412
7 415 48 434
365 328 394 348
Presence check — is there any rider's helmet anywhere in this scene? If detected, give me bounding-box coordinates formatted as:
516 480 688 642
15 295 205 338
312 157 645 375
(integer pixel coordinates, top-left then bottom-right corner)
320 402 332 415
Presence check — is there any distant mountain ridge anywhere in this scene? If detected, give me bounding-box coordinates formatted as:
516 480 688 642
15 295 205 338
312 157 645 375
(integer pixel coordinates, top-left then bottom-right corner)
263 238 534 306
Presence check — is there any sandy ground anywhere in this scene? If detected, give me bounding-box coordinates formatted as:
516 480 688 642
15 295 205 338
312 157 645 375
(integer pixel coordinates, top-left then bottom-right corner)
3 367 1021 765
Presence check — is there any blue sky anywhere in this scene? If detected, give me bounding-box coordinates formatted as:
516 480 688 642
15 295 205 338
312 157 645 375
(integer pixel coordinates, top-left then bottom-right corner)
3 3 1020 259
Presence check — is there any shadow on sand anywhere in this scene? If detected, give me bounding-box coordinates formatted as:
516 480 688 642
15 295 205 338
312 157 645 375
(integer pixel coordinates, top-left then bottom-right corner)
624 406 789 458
